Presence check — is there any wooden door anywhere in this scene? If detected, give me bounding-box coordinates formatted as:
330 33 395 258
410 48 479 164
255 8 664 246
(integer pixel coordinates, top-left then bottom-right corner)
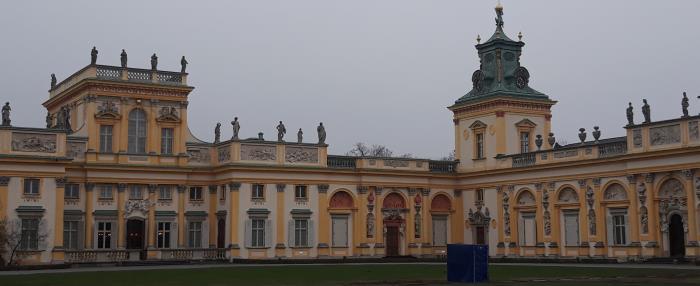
386 226 399 256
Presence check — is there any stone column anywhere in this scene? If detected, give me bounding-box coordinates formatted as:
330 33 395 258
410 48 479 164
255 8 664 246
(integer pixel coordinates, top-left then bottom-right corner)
208 185 217 248
228 182 241 257
682 170 698 255
591 178 605 256
374 187 386 256
275 184 286 257
642 173 659 256
317 184 330 256
357 186 370 256
177 185 187 247
420 188 431 256
84 183 95 248
578 180 591 257
117 183 127 249
147 184 157 256
626 175 642 257
52 177 66 262
545 182 559 256
534 184 545 256
0 177 9 221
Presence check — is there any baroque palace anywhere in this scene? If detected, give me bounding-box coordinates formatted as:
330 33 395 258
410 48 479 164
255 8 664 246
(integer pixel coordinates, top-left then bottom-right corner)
1 5 699 265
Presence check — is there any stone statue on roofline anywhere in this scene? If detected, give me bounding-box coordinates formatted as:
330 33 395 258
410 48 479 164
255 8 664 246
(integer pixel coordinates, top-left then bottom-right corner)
231 117 240 140
682 92 689 117
151 53 158 70
50 74 57 89
214 122 221 143
642 99 651 123
91 46 98 65
297 128 303 143
626 102 634 126
181 56 188 73
1 102 11 126
120 49 128 68
317 122 326 145
276 121 286 142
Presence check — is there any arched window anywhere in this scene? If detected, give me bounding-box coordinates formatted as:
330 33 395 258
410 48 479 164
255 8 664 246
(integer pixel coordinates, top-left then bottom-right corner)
557 187 578 203
603 183 627 201
430 194 451 211
128 109 147 153
329 191 353 208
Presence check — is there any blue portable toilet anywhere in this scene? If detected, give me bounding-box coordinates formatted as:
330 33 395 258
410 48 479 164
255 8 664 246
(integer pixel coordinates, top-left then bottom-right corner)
447 244 489 283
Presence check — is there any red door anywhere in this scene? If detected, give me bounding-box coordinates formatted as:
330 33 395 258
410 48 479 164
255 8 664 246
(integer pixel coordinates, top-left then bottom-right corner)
386 226 400 256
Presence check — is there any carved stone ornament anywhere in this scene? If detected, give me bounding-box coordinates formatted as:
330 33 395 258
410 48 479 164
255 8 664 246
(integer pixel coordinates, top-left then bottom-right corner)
637 182 647 205
384 159 409 168
689 121 699 141
366 213 375 238
285 146 318 163
586 186 595 208
95 100 120 119
502 191 511 236
588 209 596 236
414 213 421 239
472 70 485 92
517 191 535 206
467 207 491 227
157 106 180 122
640 206 649 234
603 184 627 200
514 66 530 89
557 188 578 203
125 199 154 216
11 132 57 153
228 182 241 191
218 147 230 162
543 210 551 236
650 125 681 146
241 144 276 161
187 148 211 163
592 126 601 142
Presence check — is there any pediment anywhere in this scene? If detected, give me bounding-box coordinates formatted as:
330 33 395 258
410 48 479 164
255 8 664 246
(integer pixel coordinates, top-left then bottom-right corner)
469 120 488 130
156 106 181 122
95 110 121 120
515 118 537 128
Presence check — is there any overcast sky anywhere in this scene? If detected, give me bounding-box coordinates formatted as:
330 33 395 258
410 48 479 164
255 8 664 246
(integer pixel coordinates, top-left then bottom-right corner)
1 1 699 158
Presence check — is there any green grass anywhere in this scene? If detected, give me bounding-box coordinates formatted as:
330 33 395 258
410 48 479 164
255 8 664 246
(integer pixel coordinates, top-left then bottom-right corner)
1 264 698 286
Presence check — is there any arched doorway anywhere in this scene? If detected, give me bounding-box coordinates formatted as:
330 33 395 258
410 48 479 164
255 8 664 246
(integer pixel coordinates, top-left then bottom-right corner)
669 214 685 257
382 192 407 257
126 219 145 249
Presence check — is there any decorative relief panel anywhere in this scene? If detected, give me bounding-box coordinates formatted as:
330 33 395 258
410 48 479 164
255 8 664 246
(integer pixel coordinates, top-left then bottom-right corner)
649 124 681 146
285 146 318 163
217 147 230 162
241 144 276 161
689 121 699 141
633 129 642 148
557 188 578 203
603 184 628 200
66 142 86 159
384 159 409 168
517 191 535 206
11 132 57 153
553 150 578 159
187 147 211 163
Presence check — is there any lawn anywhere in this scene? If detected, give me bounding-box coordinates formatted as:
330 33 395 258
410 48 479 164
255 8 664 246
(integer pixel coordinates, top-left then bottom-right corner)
1 264 699 286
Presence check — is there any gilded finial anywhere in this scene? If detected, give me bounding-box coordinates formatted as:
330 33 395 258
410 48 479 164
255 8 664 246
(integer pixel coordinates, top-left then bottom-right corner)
495 0 503 12
477 34 481 44
495 1 504 30
518 31 522 41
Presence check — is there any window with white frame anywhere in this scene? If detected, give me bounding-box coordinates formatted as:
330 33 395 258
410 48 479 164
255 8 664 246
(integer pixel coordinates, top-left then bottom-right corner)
157 222 171 248
432 216 448 246
519 213 537 246
127 109 147 154
251 219 265 247
608 209 629 246
99 125 113 153
188 221 202 248
65 183 80 199
189 186 203 201
295 185 307 200
97 222 112 249
294 219 308 247
520 132 530 153
159 185 172 200
99 184 113 200
161 128 174 155
331 216 348 247
63 220 80 250
475 133 484 159
20 218 39 250
252 184 265 200
129 185 143 200
23 178 40 196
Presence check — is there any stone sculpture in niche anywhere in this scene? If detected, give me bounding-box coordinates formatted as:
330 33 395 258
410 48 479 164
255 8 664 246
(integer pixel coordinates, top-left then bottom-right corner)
11 133 57 153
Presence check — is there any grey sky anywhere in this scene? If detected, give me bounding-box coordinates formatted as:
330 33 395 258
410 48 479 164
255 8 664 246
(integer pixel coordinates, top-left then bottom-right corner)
1 1 699 158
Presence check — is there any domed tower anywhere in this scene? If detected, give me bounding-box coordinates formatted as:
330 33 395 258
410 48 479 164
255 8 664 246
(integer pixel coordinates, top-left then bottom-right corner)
449 4 556 172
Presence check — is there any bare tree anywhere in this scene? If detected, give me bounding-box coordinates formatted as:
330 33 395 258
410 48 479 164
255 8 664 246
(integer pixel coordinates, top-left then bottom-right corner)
0 218 50 266
346 142 413 158
439 150 456 161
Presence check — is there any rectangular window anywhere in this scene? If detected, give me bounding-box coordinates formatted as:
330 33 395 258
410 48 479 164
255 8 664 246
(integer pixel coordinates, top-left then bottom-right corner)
20 218 39 250
97 222 112 249
520 214 537 246
189 187 203 201
613 214 627 245
475 189 484 202
23 178 40 196
294 219 309 247
129 185 143 200
331 216 348 247
188 221 202 248
564 213 580 246
252 184 265 200
251 219 266 247
161 128 174 155
295 185 307 200
99 184 113 200
99 125 113 153
159 185 172 200
520 132 530 153
432 217 448 246
63 220 80 250
157 222 171 249
219 186 226 201
65 183 80 199
476 133 484 159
